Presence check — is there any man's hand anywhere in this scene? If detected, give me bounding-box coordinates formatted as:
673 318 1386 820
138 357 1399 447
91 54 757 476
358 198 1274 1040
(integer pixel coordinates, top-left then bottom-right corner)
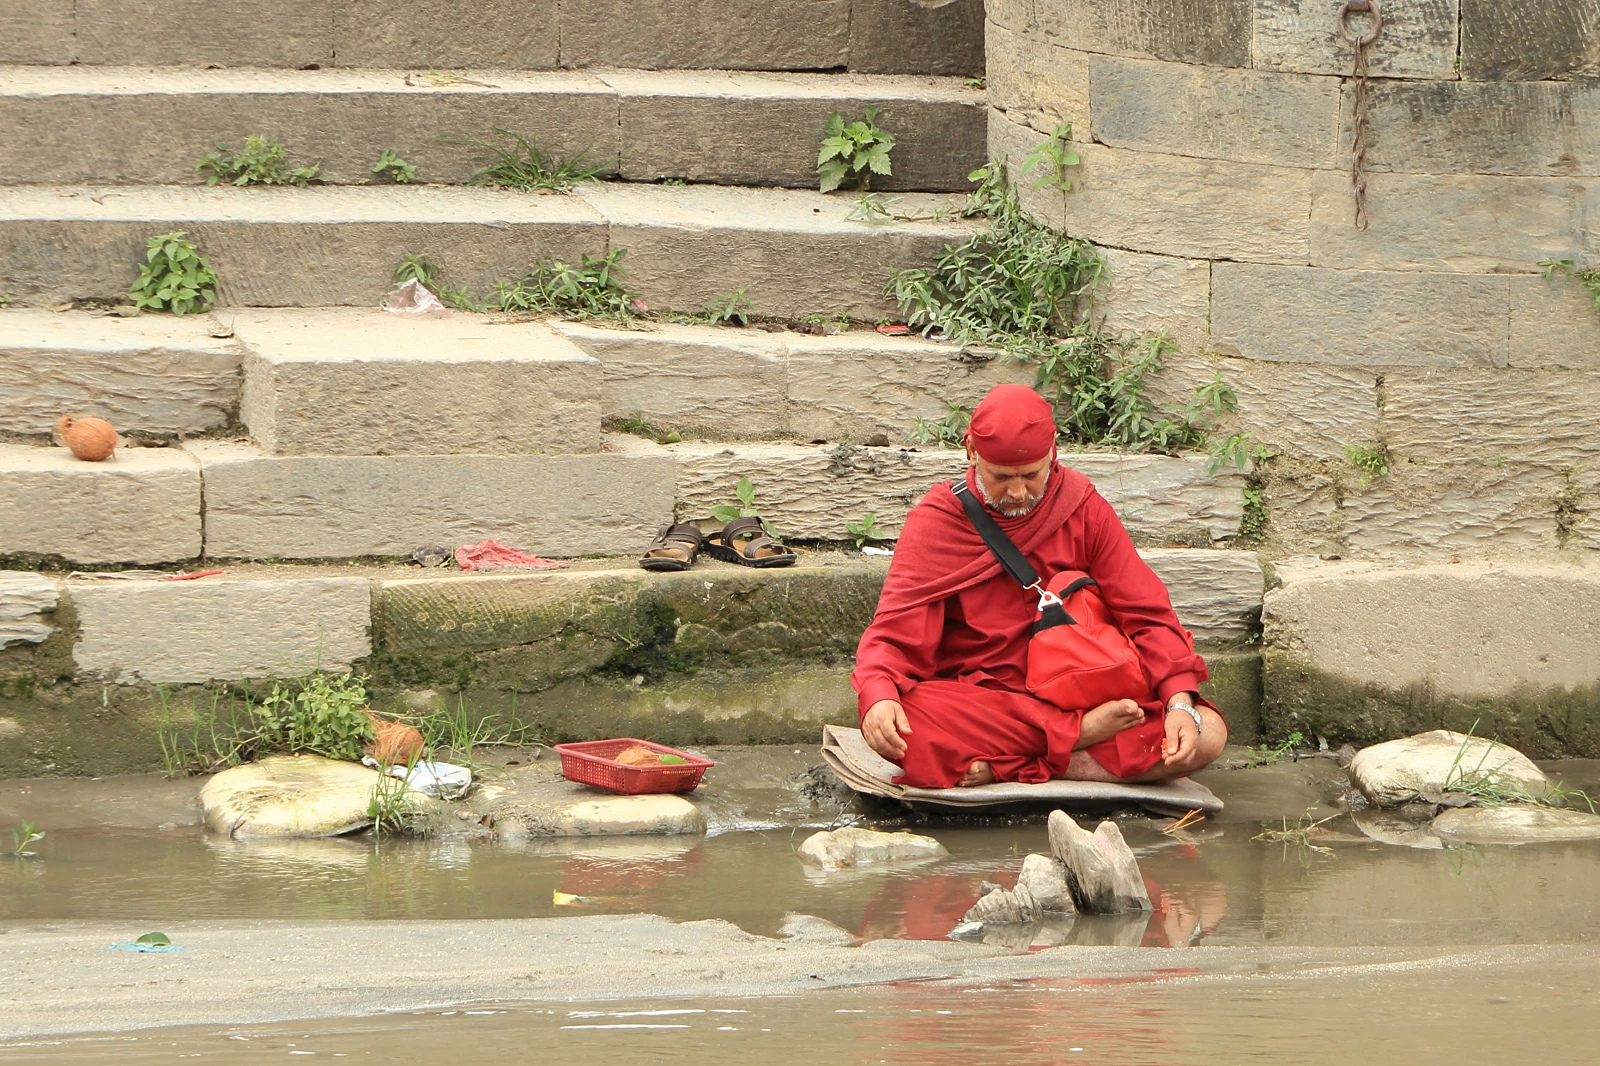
1162 703 1199 766
862 699 912 761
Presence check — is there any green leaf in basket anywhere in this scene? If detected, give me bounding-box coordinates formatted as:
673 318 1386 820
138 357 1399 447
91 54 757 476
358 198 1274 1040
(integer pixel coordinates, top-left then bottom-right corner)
658 754 688 765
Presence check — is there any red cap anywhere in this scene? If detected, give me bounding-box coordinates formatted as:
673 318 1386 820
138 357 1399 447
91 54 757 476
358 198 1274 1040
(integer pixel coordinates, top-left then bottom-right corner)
966 385 1056 465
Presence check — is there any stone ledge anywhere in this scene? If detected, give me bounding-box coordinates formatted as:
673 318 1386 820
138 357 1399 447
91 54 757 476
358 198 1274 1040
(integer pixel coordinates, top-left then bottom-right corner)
985 0 1250 69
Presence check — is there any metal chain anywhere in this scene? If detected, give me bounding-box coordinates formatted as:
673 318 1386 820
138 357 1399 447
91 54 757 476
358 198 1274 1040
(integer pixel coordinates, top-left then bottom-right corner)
1338 0 1383 229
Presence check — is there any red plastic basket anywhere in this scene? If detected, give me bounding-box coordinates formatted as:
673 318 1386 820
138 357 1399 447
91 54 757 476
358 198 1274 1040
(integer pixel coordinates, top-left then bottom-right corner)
554 738 714 795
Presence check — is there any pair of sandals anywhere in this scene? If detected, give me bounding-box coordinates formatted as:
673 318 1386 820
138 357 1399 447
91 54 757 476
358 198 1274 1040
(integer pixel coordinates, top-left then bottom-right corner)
640 516 796 571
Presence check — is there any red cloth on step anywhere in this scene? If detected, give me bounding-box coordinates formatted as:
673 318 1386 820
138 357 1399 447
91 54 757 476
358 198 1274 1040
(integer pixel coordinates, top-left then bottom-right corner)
851 462 1211 787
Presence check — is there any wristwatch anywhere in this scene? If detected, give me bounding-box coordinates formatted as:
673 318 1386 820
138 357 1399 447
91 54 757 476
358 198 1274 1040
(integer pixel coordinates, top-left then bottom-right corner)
1167 700 1203 734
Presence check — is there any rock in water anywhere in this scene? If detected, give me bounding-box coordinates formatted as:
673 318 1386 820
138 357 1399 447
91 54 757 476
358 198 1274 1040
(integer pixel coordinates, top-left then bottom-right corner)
960 880 1043 925
1017 852 1075 915
796 827 948 870
515 794 706 837
1430 806 1600 845
1093 821 1152 913
1047 811 1151 914
201 754 385 839
1348 730 1546 808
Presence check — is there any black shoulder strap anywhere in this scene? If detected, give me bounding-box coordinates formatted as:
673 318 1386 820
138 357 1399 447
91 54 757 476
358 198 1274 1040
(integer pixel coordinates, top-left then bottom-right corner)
953 482 1075 630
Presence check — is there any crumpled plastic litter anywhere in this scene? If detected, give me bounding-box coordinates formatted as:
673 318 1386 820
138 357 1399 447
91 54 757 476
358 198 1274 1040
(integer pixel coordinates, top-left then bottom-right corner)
861 545 895 557
362 757 474 800
381 277 452 317
455 539 564 572
411 544 453 568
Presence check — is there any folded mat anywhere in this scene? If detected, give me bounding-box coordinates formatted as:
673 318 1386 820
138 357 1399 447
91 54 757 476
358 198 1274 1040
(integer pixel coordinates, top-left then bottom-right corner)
821 725 1222 816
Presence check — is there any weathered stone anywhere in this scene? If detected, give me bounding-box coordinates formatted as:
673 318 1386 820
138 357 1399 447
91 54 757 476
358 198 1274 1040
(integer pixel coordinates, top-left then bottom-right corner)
797 826 947 869
521 794 706 837
986 0 1251 68
580 183 976 319
74 0 333 66
1017 851 1075 914
777 913 856 945
332 0 558 68
1092 821 1152 911
189 436 673 560
1348 730 1548 808
1384 368 1600 467
1090 54 1340 169
1509 274 1600 371
1141 549 1262 644
962 880 1043 924
1265 560 1600 705
985 24 1090 135
0 310 241 437
559 0 849 71
0 444 201 565
1340 461 1564 557
848 0 986 76
1431 805 1600 844
1254 0 1458 77
990 116 1312 264
1309 170 1597 274
0 573 58 650
0 0 73 63
70 577 371 683
1459 0 1600 80
1094 248 1211 354
233 309 602 456
1047 810 1149 914
1358 80 1600 178
0 185 606 309
201 755 389 839
1211 263 1509 367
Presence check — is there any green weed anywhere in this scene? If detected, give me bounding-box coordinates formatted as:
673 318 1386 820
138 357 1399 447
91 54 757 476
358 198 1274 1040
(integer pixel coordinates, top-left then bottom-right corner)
847 513 885 547
1239 481 1268 545
612 414 682 445
710 477 760 525
198 136 321 187
8 822 43 856
371 149 418 184
1443 723 1596 811
818 107 895 194
845 193 958 226
129 231 217 316
1022 123 1081 195
964 76 987 90
392 253 481 310
1345 442 1390 481
1540 258 1600 314
1253 809 1338 860
1241 731 1303 768
367 761 424 837
702 288 752 326
1208 429 1275 475
255 673 373 762
450 127 604 192
486 249 637 319
911 402 972 448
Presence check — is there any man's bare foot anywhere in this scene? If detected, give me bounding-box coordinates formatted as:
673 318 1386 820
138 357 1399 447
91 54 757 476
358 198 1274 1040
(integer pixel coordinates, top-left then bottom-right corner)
957 760 996 787
1077 698 1146 748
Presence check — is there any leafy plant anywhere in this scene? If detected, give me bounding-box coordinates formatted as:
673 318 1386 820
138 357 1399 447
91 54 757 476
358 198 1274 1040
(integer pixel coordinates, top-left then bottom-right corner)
254 673 373 762
965 76 987 90
612 414 681 445
818 107 895 194
372 149 418 184
8 822 42 856
1023 123 1081 195
392 253 480 311
1539 257 1600 314
1239 481 1267 545
450 127 604 192
1241 731 1304 768
702 288 752 326
197 136 321 187
486 249 637 319
1208 428 1275 475
1345 442 1390 481
129 231 217 315
709 477 759 524
847 513 885 547
911 402 972 447
1253 810 1338 860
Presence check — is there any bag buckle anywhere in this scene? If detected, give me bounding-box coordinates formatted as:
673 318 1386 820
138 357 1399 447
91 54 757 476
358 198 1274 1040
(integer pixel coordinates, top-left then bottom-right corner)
1027 581 1062 612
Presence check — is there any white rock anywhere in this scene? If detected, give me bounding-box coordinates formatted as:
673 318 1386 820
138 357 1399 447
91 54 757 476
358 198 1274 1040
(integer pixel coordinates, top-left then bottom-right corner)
1430 806 1600 845
524 794 706 837
1047 810 1151 914
1348 730 1548 809
201 755 389 839
1017 852 1075 915
796 827 947 870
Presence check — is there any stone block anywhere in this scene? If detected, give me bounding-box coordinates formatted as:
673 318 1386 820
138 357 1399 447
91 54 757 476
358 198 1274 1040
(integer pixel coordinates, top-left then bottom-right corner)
849 0 987 76
70 577 371 683
1509 274 1600 371
1385 368 1600 467
1210 263 1510 367
985 24 1090 135
1309 169 1598 273
333 0 559 68
233 309 602 456
1141 548 1262 643
0 310 242 437
1339 461 1564 557
0 0 73 63
74 0 334 66
1068 455 1246 546
607 70 985 190
1090 54 1341 169
989 115 1312 264
0 67 620 186
1357 80 1600 178
1094 248 1211 354
0 185 607 309
1252 0 1459 78
579 183 977 319
190 436 674 560
986 0 1251 67
559 0 849 72
1460 0 1600 80
0 444 201 564
0 573 58 650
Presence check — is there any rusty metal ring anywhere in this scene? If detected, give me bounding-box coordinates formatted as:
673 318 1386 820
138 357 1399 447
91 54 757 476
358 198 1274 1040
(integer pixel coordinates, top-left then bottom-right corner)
1337 0 1383 47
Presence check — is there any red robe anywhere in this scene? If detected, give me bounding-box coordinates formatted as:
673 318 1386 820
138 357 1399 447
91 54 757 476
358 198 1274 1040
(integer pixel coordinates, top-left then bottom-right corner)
852 462 1211 787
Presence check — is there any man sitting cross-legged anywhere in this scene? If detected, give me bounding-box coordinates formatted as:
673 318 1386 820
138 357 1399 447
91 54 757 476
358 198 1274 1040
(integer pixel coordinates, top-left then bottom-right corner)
852 384 1227 788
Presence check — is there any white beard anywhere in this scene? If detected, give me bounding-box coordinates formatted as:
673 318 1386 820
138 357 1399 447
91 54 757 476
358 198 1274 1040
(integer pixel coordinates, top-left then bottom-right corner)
976 465 1049 517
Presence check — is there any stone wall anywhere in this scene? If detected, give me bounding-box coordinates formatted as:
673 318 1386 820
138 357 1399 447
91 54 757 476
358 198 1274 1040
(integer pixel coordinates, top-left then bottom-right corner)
985 0 1600 561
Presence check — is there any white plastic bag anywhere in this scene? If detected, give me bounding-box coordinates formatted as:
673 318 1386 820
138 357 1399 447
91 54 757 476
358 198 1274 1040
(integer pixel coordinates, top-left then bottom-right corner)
381 278 452 317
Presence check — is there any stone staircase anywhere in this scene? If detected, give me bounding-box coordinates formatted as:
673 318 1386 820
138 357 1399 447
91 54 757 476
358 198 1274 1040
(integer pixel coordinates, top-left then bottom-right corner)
0 0 1267 774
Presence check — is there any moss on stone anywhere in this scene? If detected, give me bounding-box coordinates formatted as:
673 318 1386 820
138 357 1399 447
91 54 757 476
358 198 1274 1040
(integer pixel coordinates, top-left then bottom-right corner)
1201 649 1263 747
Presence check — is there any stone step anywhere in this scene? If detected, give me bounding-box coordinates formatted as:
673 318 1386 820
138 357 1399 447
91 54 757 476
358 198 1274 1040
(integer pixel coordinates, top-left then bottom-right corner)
0 309 242 438
667 442 1248 546
553 320 1035 443
0 184 976 316
0 67 985 190
6 0 983 76
232 308 602 455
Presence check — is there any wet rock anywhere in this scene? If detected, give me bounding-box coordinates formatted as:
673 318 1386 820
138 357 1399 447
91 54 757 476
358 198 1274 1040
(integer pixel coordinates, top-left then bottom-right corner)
1348 730 1547 808
778 913 856 946
796 827 947 870
962 880 1043 925
513 794 706 837
200 754 387 839
1351 807 1444 850
1047 810 1152 914
1430 806 1600 845
1017 852 1075 915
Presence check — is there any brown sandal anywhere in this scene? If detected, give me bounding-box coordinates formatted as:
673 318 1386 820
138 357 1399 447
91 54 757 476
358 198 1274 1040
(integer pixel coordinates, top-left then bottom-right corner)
706 516 796 568
639 523 705 572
